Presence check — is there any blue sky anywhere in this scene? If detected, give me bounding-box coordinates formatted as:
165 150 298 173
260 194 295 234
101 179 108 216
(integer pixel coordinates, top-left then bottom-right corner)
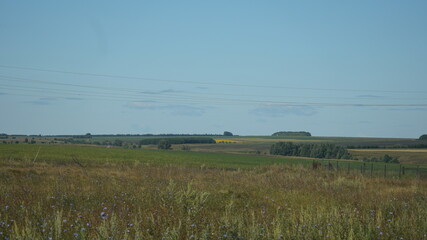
1 1 426 137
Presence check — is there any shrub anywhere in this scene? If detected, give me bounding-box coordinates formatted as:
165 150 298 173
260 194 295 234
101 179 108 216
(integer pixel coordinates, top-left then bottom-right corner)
158 140 172 150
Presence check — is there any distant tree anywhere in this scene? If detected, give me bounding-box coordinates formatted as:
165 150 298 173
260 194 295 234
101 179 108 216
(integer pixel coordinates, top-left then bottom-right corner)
158 140 172 150
419 134 427 140
224 131 233 136
24 138 29 143
382 154 393 163
113 139 123 146
85 133 92 138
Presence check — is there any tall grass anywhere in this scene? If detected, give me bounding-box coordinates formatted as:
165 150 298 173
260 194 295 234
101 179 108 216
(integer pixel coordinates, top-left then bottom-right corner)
0 156 426 239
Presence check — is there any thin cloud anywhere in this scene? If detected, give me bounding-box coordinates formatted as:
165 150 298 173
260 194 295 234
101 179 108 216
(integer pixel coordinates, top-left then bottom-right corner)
24 97 57 106
64 97 84 101
388 107 427 111
127 101 205 116
139 89 182 95
250 104 317 117
357 94 384 98
22 97 83 105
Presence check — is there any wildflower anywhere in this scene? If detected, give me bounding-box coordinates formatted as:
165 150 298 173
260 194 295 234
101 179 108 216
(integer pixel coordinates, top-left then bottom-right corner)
81 228 86 231
73 232 78 237
100 212 108 219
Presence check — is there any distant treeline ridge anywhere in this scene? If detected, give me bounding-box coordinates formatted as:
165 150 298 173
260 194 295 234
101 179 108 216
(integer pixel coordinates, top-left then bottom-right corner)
272 131 311 137
139 137 216 145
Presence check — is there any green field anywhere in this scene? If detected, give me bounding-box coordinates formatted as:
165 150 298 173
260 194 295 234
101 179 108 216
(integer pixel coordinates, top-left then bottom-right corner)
1 144 425 177
1 140 427 239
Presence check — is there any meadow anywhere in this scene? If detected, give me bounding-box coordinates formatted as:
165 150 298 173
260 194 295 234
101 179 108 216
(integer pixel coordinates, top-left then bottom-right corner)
0 143 426 239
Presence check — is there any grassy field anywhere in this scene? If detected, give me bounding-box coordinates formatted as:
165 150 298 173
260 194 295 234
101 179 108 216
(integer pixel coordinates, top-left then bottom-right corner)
1 141 427 239
0 144 427 239
350 149 427 165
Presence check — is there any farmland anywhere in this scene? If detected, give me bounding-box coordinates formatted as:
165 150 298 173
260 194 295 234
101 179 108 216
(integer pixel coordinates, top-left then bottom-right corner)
0 137 427 239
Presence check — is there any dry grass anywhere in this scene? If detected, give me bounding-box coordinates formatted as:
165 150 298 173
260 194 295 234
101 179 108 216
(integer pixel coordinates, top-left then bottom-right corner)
350 149 427 164
0 157 426 239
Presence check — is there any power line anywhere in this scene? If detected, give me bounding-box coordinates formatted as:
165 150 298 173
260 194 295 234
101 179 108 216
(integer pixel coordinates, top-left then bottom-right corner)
2 86 427 108
1 75 426 104
1 64 426 94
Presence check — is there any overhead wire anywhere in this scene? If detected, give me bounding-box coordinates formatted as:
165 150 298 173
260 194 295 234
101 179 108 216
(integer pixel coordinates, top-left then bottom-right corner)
2 84 427 108
0 64 426 94
0 74 425 103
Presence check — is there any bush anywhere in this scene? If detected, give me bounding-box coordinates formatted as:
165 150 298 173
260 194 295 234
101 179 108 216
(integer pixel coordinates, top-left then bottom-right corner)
158 140 172 150
362 154 400 163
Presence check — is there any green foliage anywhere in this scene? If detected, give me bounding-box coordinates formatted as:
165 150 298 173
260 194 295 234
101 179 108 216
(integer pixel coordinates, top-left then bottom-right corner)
363 154 400 163
272 131 311 137
158 140 172 150
270 142 352 159
113 139 123 146
223 131 233 136
419 134 427 140
140 137 216 145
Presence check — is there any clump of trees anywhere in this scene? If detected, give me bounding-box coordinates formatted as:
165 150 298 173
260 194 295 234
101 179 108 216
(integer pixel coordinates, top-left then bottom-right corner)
419 134 427 140
362 154 400 163
272 131 311 137
270 142 352 159
157 140 172 150
223 131 233 136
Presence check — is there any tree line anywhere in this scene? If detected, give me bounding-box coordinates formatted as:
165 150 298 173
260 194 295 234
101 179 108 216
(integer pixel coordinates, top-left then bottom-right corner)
272 131 311 137
139 137 216 145
270 142 352 159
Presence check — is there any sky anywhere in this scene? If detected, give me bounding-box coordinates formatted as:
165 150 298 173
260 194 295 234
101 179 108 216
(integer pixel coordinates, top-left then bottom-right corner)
1 1 427 138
